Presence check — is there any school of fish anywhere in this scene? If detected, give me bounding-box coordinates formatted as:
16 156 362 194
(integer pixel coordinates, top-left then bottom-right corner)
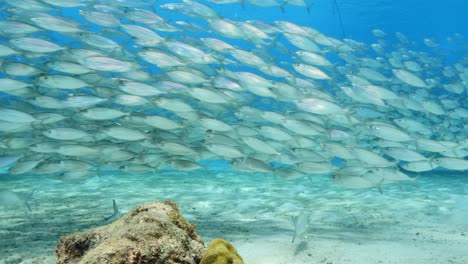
0 0 467 192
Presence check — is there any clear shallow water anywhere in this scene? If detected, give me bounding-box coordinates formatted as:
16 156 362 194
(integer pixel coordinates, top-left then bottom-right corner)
0 169 467 263
0 0 466 263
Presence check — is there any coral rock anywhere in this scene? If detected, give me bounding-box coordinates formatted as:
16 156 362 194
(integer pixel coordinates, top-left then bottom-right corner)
56 200 205 264
200 239 244 264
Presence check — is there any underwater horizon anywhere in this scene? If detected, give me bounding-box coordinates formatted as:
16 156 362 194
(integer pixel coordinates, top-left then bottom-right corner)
0 0 467 263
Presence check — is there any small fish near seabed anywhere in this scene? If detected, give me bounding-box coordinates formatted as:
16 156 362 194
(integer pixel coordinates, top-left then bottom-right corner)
104 199 123 222
292 210 310 244
0 189 34 211
332 173 385 194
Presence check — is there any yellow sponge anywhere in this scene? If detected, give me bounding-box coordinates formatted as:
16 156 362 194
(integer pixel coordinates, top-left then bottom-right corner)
200 239 244 264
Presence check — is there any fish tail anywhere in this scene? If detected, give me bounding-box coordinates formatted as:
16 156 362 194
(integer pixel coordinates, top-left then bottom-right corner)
306 1 314 14
240 0 245 9
280 1 287 13
291 215 297 243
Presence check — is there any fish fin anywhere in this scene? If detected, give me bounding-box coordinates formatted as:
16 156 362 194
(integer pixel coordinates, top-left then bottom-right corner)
389 160 401 170
352 126 368 141
24 189 35 212
376 179 384 194
105 199 120 222
112 199 118 214
428 156 438 169
31 121 46 131
269 33 282 45
25 202 32 212
149 0 158 9
292 215 297 225
279 1 287 13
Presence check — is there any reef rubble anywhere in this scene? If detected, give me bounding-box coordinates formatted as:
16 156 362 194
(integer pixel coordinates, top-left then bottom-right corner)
56 200 206 264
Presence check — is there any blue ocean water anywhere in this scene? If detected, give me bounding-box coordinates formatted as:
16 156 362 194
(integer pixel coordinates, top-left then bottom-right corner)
0 0 467 263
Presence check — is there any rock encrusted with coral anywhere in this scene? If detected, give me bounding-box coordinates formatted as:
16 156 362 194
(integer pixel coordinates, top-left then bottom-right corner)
56 200 206 264
200 239 244 264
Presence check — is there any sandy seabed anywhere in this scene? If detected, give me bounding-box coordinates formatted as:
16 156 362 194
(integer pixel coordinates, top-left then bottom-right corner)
0 168 467 264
